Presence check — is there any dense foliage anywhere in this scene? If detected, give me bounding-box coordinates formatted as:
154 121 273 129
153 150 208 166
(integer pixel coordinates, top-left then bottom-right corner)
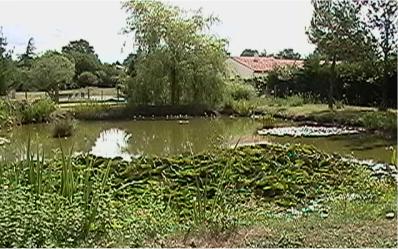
275 48 301 60
0 37 125 97
307 0 397 109
307 0 373 108
258 55 397 108
362 0 397 109
0 143 394 247
0 27 13 95
30 52 75 103
123 0 227 107
0 98 56 127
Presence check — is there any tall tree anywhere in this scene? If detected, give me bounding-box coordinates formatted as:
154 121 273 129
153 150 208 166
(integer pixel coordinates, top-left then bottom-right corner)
30 52 75 103
61 39 96 55
18 37 36 68
363 0 397 109
275 48 301 60
0 27 13 95
307 0 370 109
123 52 139 76
240 49 259 57
62 39 101 80
123 0 227 106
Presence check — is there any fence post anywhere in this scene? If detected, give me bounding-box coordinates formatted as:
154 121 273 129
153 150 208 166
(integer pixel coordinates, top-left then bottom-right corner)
117 88 119 101
101 90 103 101
87 88 90 101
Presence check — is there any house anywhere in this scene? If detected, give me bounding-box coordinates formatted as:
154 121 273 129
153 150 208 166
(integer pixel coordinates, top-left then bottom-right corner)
226 56 304 79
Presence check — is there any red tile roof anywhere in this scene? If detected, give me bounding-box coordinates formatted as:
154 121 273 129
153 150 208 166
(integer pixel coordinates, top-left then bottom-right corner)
232 56 303 72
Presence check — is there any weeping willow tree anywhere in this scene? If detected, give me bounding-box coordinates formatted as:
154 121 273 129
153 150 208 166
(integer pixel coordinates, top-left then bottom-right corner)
123 0 228 107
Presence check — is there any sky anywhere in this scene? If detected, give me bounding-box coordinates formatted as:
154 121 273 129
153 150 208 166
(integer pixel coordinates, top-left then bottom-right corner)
0 0 315 63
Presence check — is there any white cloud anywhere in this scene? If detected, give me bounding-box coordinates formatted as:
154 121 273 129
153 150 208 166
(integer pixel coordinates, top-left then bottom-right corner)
0 0 315 62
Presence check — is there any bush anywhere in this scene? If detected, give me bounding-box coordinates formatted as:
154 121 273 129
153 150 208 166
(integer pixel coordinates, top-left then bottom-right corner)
230 99 258 116
52 117 75 138
225 81 257 101
0 98 56 126
20 98 56 123
78 71 99 87
73 101 113 120
284 95 305 107
359 111 397 131
0 99 18 127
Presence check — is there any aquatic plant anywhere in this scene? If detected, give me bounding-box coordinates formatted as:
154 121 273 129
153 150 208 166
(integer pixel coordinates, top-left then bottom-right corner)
0 98 56 128
0 142 395 247
20 98 56 123
52 117 75 138
258 126 361 137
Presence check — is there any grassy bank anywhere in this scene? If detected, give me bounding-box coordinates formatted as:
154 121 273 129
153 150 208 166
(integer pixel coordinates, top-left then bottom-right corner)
257 103 397 134
0 98 56 128
0 143 396 247
222 94 397 134
71 102 218 120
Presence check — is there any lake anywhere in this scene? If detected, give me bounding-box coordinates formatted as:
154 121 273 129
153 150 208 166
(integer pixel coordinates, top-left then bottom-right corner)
0 117 394 163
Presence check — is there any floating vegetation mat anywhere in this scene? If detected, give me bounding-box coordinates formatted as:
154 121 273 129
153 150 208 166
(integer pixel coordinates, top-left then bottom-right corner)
1 143 392 212
85 143 393 209
257 126 362 137
0 143 395 247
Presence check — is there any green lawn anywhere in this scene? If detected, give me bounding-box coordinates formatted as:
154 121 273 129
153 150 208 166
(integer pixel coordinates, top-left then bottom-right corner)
256 103 397 133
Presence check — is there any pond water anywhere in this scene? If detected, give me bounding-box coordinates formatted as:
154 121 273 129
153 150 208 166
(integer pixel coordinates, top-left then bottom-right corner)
0 117 394 163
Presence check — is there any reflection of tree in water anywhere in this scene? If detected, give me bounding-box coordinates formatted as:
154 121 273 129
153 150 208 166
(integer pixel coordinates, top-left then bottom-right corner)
90 128 133 161
0 118 262 160
124 118 261 156
0 118 393 162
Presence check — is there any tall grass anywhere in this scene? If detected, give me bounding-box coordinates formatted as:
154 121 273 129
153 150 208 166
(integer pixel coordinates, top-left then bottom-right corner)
26 136 45 195
191 137 242 232
259 93 318 107
0 98 56 127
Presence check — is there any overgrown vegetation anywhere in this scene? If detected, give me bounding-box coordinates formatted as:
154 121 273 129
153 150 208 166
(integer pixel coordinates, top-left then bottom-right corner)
0 98 56 127
0 143 395 247
52 116 75 138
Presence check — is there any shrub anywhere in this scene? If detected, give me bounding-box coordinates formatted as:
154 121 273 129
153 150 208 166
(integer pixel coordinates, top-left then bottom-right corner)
231 99 258 116
52 117 75 138
359 111 397 131
78 71 99 87
20 98 56 123
0 99 18 127
0 98 56 126
225 81 257 101
285 95 305 107
73 101 113 120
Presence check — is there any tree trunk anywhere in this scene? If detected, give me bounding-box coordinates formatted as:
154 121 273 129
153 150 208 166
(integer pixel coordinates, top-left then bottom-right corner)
54 84 59 104
380 53 389 111
328 56 336 110
170 64 179 105
379 22 390 111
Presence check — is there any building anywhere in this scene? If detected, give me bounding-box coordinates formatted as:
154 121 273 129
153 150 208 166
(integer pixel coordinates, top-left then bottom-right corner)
226 56 304 79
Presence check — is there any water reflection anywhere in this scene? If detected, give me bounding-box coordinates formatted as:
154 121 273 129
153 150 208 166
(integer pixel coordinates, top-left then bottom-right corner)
0 118 261 160
90 128 134 161
0 118 394 163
